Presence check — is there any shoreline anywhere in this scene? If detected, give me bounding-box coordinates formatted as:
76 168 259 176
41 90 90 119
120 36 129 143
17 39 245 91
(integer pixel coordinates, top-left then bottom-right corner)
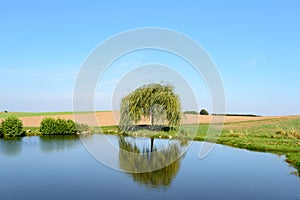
18 115 300 176
1 113 299 175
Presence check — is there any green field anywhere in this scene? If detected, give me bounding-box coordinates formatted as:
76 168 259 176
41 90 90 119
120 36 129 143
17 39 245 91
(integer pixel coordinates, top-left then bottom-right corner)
0 112 73 118
0 111 108 118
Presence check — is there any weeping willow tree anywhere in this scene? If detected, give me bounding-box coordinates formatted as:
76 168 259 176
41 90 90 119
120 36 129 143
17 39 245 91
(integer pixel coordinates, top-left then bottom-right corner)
118 136 183 188
119 83 181 132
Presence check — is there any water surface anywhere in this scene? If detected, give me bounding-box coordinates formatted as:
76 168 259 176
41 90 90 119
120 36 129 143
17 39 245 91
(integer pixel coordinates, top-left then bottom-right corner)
0 135 299 200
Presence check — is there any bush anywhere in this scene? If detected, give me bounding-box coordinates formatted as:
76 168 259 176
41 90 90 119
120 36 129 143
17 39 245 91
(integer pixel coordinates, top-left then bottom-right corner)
1 116 24 137
200 109 209 115
40 118 77 135
39 118 56 135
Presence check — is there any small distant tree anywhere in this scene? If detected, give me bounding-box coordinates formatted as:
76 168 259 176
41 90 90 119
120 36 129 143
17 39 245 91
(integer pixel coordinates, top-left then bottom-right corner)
4 110 8 113
200 109 209 115
1 116 24 137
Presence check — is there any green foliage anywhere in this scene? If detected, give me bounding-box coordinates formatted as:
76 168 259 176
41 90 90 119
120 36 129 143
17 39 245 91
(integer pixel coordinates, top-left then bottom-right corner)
39 118 77 135
39 118 56 134
76 123 90 133
183 111 199 115
1 116 24 137
120 83 181 132
200 109 209 115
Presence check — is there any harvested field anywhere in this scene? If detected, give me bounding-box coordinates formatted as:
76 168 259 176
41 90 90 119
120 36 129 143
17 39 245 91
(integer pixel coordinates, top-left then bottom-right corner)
1 111 297 127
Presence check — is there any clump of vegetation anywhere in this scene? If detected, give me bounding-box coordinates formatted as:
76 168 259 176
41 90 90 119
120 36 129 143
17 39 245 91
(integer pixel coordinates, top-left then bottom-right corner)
276 129 300 139
40 118 77 135
199 109 209 115
0 116 24 137
76 123 90 133
39 118 90 135
183 111 199 115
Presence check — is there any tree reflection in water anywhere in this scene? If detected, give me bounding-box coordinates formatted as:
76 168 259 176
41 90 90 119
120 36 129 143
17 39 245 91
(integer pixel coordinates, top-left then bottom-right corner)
0 138 22 157
118 136 187 188
39 135 80 153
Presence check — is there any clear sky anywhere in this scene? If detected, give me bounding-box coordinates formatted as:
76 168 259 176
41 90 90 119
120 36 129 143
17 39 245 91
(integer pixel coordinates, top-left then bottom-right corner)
0 0 299 116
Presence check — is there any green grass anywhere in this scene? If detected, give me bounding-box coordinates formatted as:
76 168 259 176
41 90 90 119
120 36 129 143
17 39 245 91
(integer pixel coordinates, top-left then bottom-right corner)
0 112 74 118
110 117 300 175
23 127 41 136
0 111 110 118
215 118 300 174
22 125 121 136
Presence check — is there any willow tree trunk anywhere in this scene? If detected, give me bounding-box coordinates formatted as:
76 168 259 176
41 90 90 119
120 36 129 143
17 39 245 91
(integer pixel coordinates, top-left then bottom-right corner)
150 138 154 153
150 107 154 126
150 107 155 131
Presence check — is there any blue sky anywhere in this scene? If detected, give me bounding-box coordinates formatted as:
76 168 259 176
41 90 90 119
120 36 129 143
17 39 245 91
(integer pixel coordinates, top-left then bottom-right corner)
0 0 299 115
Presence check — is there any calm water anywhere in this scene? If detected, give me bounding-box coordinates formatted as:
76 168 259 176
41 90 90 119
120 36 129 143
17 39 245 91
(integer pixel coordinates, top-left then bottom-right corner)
0 135 299 200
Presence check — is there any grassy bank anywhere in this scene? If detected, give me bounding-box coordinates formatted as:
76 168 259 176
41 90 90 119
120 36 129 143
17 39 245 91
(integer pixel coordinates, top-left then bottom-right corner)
96 117 300 175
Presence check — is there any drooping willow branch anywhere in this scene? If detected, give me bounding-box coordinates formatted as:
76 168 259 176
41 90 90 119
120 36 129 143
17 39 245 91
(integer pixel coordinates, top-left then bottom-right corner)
119 83 181 132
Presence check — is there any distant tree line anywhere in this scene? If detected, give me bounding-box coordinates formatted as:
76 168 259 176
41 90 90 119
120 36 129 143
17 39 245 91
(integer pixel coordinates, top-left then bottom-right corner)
183 109 260 117
183 111 198 115
211 113 261 117
183 109 209 115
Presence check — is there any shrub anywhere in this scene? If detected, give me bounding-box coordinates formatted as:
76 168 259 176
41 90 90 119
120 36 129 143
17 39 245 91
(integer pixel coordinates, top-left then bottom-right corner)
40 118 56 135
1 116 24 137
40 118 77 135
200 109 209 115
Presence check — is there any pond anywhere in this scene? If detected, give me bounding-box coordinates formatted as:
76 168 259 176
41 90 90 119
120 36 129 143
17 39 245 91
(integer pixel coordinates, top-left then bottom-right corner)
0 134 299 200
